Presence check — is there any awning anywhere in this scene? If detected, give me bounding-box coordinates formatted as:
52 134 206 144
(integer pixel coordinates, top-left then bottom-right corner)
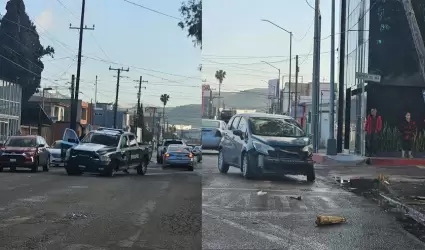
21 104 53 126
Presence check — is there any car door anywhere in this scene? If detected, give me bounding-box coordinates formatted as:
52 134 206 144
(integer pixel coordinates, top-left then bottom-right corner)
127 134 140 167
37 136 49 165
118 135 131 168
220 116 234 163
233 117 248 167
228 116 241 165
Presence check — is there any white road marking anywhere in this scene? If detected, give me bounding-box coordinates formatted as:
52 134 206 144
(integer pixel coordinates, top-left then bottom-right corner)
19 195 48 203
0 216 33 228
202 187 345 194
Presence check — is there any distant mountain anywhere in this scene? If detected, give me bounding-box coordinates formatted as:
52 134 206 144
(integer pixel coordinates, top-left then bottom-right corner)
162 88 269 127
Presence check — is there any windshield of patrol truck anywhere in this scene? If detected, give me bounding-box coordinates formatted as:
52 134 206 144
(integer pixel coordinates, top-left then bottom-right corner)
81 132 120 147
249 117 305 137
202 119 220 128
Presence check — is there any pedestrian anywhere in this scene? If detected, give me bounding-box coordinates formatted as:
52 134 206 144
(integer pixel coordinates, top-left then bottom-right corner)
364 108 382 157
399 112 416 158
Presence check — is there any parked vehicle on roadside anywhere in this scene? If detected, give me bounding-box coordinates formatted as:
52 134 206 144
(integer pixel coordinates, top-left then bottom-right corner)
157 139 186 164
48 140 76 167
191 145 202 163
0 135 50 172
217 113 315 181
201 119 226 150
162 144 195 171
64 127 150 177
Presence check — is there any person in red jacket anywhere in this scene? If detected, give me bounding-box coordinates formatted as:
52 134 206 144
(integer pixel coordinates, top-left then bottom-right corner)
364 108 382 156
399 112 416 158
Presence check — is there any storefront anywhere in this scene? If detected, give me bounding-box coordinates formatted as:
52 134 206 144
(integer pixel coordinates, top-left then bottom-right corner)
0 80 22 141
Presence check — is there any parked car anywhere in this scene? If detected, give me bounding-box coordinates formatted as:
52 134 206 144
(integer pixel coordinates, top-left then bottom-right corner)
162 144 195 171
157 139 186 164
217 113 315 181
0 135 50 172
64 127 150 177
48 128 80 167
201 119 227 150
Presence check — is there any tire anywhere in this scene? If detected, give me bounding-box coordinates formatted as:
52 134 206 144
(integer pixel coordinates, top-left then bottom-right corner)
66 168 82 176
0 166 3 172
217 149 229 173
104 162 117 177
197 156 201 163
306 167 316 182
188 165 194 171
31 158 39 173
10 167 16 172
137 158 148 175
241 153 255 179
156 156 161 164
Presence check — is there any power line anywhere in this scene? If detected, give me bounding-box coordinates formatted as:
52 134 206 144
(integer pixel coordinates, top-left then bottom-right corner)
122 0 182 20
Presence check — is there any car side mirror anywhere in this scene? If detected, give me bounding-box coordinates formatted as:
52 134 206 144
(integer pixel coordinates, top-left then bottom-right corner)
233 130 243 137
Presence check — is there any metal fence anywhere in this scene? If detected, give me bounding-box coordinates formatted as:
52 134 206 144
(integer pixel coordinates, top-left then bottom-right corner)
0 80 22 141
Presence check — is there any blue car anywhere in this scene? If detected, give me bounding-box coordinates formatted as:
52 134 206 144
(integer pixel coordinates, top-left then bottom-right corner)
162 144 195 171
201 119 227 150
217 113 315 181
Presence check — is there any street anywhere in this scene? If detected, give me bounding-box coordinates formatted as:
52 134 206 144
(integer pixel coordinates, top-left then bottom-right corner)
201 154 425 250
0 162 201 250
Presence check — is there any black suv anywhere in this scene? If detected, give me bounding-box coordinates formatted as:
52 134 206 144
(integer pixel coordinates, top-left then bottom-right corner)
65 128 150 177
217 113 315 182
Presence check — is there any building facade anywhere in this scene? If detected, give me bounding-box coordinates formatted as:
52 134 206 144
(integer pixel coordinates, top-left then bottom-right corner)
0 80 22 141
344 0 425 153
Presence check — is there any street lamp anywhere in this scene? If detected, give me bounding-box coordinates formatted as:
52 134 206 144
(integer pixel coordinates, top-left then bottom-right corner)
261 61 280 114
261 19 293 114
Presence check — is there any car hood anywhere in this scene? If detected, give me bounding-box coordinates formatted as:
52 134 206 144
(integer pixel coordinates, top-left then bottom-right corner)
73 143 115 153
251 135 310 147
3 146 36 152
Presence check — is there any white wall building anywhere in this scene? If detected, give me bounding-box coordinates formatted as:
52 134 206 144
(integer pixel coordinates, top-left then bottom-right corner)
0 80 22 141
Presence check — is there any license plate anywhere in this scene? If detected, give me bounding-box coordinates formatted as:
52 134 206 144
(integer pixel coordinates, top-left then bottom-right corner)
78 165 85 169
10 159 16 162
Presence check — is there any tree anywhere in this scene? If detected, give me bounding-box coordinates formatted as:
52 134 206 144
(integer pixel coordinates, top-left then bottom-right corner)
160 94 170 134
178 0 202 48
215 70 226 110
0 0 55 104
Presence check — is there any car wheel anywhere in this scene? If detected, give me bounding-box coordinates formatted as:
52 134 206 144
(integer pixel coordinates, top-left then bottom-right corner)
0 166 3 172
10 167 16 172
306 167 316 182
217 150 229 173
241 153 255 179
137 159 148 175
31 158 39 173
104 165 116 177
188 165 194 171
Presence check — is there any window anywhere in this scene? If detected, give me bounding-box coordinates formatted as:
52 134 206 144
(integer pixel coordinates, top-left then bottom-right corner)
81 108 87 120
164 140 183 147
249 117 305 137
202 119 220 128
237 117 248 132
81 132 120 147
229 116 240 130
128 134 138 147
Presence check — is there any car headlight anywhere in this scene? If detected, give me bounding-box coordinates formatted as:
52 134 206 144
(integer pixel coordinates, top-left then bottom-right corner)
252 141 274 155
302 144 313 155
65 148 71 160
99 154 110 162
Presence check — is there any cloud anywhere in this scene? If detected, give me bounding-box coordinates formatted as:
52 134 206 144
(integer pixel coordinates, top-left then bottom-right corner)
35 10 54 32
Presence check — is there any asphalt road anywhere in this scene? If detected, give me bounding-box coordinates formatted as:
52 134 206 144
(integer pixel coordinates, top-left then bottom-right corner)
0 161 201 250
201 153 425 250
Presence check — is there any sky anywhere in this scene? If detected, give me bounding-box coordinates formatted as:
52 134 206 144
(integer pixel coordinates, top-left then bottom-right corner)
202 0 341 94
1 0 201 108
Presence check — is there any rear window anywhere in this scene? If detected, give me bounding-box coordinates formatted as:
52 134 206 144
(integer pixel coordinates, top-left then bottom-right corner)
5 137 37 147
164 140 183 147
167 145 190 153
202 120 220 128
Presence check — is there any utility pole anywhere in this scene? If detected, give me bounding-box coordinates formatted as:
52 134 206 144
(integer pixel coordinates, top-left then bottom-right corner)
109 66 129 128
70 75 76 130
337 0 347 153
69 0 94 131
94 75 98 106
327 0 337 155
311 0 321 153
134 76 147 131
294 55 299 120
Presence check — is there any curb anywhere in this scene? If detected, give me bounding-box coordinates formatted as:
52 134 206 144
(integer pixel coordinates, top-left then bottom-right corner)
380 194 425 227
313 153 367 166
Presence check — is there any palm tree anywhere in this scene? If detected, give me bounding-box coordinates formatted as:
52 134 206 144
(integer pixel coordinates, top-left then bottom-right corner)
215 70 226 111
160 94 170 134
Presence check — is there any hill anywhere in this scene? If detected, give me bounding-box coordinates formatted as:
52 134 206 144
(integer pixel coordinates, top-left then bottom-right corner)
163 88 269 127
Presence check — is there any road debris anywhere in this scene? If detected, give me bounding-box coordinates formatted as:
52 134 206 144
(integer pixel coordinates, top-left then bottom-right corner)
290 196 302 201
315 215 347 226
257 190 267 196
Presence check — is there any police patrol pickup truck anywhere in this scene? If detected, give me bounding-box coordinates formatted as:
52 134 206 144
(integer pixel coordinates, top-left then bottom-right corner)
64 127 150 177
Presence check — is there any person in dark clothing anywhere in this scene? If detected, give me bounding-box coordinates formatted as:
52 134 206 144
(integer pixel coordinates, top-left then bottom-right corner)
364 108 382 156
399 112 416 158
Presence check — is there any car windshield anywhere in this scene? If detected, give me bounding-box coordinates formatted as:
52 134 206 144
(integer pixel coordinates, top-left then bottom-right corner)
81 132 120 147
164 140 183 147
5 137 37 147
202 120 220 128
249 117 305 137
